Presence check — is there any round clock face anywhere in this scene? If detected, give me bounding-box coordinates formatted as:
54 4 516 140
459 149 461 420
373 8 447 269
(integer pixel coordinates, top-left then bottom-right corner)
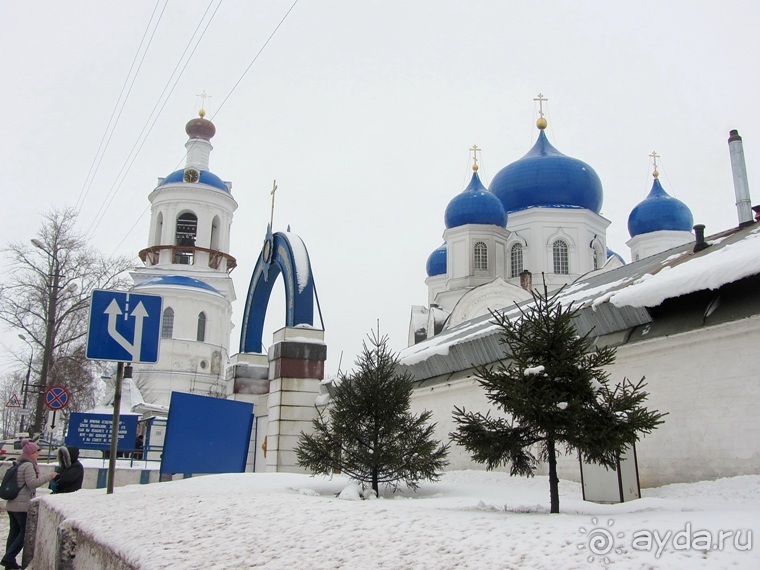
183 168 200 183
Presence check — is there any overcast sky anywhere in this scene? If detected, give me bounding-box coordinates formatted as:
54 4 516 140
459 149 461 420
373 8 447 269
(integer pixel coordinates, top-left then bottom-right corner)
1 1 759 380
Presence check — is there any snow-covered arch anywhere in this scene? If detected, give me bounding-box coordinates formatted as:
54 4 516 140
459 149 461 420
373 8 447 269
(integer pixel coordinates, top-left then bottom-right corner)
239 231 317 353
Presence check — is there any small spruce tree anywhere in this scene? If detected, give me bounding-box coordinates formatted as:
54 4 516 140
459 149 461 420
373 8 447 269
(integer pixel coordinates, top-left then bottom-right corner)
296 331 448 496
451 277 665 513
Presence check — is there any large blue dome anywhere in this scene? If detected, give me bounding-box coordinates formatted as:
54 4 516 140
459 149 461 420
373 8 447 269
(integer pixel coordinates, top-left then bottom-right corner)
444 171 507 229
426 243 447 277
159 169 230 193
628 178 693 238
489 130 603 214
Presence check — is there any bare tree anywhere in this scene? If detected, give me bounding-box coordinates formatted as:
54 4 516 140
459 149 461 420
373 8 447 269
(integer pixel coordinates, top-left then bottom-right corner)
0 207 134 435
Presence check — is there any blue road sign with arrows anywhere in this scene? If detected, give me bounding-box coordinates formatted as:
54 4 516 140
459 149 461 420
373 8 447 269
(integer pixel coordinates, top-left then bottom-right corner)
86 290 163 363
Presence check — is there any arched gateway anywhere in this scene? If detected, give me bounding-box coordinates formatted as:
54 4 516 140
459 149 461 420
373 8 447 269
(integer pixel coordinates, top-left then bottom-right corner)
232 226 326 474
239 229 317 354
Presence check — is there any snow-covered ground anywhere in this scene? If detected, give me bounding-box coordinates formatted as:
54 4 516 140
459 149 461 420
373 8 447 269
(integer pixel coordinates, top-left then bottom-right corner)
15 471 760 569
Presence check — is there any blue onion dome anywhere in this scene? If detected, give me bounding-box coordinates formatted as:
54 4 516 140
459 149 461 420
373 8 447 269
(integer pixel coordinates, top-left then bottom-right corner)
489 122 604 214
426 243 447 277
628 176 693 238
444 170 507 229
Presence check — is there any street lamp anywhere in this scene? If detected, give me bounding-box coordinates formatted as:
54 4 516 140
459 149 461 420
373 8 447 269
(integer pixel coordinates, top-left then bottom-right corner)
30 238 61 435
17 334 33 435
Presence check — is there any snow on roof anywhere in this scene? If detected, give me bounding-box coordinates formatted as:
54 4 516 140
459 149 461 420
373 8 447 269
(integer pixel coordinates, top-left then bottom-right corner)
400 224 760 372
89 378 144 416
609 227 760 308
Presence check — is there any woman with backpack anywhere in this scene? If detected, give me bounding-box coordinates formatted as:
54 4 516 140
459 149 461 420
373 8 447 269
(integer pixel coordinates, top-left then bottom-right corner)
1 439 57 569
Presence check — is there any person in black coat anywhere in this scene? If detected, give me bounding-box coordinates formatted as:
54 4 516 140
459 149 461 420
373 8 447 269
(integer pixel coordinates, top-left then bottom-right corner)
53 446 84 493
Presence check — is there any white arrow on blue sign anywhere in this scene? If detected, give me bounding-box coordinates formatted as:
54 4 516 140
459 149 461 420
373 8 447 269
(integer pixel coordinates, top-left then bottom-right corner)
86 290 163 363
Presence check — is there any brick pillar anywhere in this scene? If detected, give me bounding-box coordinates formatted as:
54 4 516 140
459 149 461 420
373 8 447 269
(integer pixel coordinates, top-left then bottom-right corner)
266 327 326 473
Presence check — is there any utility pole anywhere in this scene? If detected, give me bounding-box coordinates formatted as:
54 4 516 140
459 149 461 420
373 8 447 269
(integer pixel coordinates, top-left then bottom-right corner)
31 238 61 435
107 362 131 494
17 334 33 435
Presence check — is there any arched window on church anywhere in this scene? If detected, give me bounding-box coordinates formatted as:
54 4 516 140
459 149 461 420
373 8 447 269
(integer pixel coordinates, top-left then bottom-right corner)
162 307 174 339
553 240 569 274
154 212 163 247
474 242 488 271
510 243 523 278
210 215 221 251
174 212 198 265
197 311 207 342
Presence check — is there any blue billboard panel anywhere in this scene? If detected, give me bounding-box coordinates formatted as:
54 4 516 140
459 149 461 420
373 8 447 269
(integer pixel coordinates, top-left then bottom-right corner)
86 290 163 363
161 392 253 475
66 412 139 451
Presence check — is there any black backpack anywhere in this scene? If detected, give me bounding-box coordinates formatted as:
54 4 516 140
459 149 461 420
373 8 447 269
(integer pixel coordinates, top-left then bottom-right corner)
0 462 25 500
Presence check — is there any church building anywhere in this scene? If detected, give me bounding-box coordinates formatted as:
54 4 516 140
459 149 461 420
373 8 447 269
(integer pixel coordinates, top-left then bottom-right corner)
401 100 760 487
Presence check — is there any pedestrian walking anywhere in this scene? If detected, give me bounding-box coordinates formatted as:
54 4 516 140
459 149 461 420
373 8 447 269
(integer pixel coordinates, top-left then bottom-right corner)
2 440 57 569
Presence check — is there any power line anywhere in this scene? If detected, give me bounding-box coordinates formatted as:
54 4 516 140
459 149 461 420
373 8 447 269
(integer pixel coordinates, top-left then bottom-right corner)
84 0 225 240
106 0 302 256
212 0 301 120
74 0 168 213
110 205 151 257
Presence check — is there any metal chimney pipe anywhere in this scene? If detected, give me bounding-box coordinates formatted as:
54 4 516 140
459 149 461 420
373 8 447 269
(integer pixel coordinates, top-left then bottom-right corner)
728 130 753 226
693 224 709 252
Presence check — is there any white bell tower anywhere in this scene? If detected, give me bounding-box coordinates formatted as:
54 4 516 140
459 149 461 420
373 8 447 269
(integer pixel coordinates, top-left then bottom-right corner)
130 110 238 406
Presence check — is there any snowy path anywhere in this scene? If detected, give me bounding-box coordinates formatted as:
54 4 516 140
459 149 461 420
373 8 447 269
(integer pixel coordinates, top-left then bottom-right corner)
20 471 760 569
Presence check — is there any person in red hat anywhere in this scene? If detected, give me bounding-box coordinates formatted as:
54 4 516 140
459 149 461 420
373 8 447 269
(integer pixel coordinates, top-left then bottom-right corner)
2 439 57 569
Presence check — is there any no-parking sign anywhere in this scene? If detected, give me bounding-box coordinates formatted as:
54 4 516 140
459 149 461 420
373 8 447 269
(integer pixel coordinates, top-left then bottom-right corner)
44 385 71 410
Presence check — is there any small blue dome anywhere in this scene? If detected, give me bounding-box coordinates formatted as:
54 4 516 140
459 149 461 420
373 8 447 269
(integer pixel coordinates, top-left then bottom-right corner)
134 275 221 295
159 169 230 193
426 243 447 277
606 248 626 265
489 130 603 214
444 171 507 229
628 178 694 238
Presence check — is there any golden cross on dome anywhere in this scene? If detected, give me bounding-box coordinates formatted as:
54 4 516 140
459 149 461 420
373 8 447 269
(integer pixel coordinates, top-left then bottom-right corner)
534 93 548 118
269 179 278 228
470 144 481 171
650 150 660 178
196 90 212 115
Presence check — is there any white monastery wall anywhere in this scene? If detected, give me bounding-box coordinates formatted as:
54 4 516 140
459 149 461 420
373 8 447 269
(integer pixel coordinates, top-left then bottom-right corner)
409 375 510 472
410 314 760 487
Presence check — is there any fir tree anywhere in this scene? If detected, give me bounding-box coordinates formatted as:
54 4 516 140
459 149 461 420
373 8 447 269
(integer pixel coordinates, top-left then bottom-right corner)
296 331 448 496
451 278 665 513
